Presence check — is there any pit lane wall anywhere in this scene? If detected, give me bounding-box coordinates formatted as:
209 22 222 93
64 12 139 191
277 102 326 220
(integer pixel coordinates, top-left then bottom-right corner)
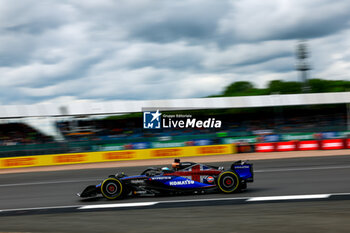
0 144 235 169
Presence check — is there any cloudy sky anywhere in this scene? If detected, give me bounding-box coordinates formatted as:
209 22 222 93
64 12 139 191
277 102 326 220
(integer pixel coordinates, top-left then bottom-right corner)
1 0 350 105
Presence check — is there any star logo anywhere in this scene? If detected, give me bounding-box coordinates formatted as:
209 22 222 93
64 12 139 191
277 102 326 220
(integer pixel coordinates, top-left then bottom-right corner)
143 110 162 129
151 110 161 122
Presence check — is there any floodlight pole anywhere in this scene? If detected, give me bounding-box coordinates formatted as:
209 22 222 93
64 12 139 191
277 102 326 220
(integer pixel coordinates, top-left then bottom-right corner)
296 41 311 93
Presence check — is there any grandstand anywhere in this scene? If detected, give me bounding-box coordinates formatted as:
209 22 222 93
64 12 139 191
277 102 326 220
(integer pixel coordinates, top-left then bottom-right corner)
0 122 53 146
0 92 349 157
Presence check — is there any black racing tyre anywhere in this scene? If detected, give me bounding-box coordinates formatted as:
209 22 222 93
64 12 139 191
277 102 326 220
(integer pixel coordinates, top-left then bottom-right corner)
101 178 124 200
217 171 241 193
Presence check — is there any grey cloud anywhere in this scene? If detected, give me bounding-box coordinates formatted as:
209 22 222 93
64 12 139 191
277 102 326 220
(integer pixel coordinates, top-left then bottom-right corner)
0 1 73 34
218 0 350 43
5 21 60 35
270 16 350 41
128 50 203 71
103 0 231 44
234 57 296 75
129 8 224 44
28 55 105 89
0 0 350 105
233 51 293 68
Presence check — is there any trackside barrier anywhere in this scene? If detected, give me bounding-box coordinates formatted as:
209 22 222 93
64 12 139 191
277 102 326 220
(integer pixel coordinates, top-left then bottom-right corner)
321 139 344 150
0 144 236 169
298 140 319 151
255 139 349 152
255 143 275 152
347 139 350 148
276 141 296 152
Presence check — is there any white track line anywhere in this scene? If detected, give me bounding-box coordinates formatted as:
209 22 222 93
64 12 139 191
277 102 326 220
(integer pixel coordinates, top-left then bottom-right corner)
158 196 249 204
327 192 350 196
247 194 331 202
79 202 158 210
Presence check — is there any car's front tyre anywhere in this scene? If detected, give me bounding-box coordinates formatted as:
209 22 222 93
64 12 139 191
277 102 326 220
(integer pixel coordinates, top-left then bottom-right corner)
101 178 124 200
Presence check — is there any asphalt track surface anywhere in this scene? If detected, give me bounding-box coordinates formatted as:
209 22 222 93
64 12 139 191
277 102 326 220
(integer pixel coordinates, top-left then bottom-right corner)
0 155 350 232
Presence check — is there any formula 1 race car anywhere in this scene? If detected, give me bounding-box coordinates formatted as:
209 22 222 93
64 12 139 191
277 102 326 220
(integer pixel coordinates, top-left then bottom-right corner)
78 159 254 200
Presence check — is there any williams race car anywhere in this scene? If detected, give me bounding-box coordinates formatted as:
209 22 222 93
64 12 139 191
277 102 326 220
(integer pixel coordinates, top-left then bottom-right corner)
78 159 254 200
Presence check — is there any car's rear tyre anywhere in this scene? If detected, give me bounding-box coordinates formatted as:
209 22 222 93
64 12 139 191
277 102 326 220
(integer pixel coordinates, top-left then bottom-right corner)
217 171 241 193
101 178 124 200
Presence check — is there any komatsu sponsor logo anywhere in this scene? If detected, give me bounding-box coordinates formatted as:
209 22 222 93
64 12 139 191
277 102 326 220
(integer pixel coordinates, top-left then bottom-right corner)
163 118 221 129
169 180 195 186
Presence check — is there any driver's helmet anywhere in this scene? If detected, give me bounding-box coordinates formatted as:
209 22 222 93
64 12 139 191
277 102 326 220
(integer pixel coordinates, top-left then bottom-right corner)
172 158 180 169
161 167 170 171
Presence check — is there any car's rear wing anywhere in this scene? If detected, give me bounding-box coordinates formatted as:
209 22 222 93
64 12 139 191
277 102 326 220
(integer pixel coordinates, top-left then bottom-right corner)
231 160 254 182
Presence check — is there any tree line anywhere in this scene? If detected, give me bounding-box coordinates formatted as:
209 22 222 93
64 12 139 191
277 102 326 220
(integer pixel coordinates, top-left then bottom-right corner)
211 79 350 97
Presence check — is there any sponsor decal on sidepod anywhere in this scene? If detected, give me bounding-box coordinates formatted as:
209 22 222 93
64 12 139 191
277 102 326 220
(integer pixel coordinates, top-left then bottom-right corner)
169 180 195 186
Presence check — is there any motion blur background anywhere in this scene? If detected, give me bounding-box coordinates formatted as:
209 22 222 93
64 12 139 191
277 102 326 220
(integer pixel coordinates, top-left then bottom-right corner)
1 79 350 157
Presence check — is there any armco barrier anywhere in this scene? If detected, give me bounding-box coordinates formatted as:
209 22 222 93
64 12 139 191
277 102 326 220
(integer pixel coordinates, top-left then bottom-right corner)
0 144 235 169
